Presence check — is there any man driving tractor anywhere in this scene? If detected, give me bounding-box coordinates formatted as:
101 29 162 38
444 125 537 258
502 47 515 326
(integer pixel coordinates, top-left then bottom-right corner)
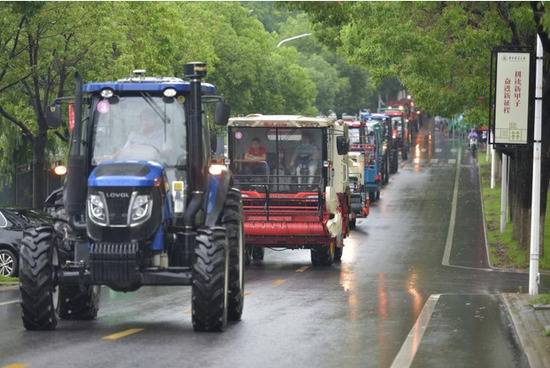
290 133 320 185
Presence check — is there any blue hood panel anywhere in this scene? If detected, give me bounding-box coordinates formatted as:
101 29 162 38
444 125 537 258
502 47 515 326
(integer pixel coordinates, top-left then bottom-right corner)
88 161 164 187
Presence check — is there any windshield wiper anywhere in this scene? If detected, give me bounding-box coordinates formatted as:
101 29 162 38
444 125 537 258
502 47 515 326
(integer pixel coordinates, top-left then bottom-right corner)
140 92 171 125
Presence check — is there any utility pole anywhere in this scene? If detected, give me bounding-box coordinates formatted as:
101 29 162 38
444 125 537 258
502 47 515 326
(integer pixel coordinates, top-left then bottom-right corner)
529 35 543 296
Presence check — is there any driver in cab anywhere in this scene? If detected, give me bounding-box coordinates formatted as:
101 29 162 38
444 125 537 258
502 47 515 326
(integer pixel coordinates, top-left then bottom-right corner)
117 108 170 161
290 133 320 184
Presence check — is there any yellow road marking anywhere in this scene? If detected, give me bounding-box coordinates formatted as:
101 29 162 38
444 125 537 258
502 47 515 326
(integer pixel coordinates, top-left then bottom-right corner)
244 291 252 296
2 364 28 368
295 266 310 273
272 279 286 287
102 328 144 341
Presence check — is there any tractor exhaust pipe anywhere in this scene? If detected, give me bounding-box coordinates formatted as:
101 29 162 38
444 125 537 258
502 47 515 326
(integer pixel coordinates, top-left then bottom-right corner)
184 62 207 192
65 72 87 223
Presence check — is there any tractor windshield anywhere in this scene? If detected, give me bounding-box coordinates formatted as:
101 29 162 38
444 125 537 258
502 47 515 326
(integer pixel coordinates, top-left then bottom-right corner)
229 127 324 192
91 95 186 167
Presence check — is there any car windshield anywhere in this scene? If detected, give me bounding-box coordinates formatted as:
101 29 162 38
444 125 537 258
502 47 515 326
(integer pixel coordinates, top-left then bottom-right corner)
91 95 186 166
230 127 323 192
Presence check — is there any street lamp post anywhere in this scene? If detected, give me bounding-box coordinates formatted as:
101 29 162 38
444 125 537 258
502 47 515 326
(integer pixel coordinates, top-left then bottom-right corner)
277 33 312 48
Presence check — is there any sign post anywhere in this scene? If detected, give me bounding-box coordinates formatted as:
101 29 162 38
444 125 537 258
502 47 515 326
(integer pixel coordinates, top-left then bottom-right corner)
490 45 537 293
529 36 543 296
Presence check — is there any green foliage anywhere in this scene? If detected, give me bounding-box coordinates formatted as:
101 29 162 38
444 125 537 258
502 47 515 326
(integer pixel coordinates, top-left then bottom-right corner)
298 2 537 118
0 1 326 199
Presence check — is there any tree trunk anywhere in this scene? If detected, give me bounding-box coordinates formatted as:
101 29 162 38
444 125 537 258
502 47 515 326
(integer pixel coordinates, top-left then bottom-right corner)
31 126 47 209
510 148 533 249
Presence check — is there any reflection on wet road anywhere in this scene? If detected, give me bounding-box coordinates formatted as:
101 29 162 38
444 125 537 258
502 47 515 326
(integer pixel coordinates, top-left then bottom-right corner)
0 125 540 368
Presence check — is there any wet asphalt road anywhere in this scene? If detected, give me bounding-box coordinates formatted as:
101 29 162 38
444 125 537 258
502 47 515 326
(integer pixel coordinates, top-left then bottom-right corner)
0 125 546 368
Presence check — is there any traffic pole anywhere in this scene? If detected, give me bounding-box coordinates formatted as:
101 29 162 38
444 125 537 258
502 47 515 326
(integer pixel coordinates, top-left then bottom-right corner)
500 153 508 233
486 130 490 161
490 144 497 189
529 35 543 296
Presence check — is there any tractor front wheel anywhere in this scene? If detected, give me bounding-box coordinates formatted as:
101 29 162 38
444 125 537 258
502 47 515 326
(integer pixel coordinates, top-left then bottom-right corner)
19 226 60 330
192 227 229 332
222 188 245 322
59 285 101 320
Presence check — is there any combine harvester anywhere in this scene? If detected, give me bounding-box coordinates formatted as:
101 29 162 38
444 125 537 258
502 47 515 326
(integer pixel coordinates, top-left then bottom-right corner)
227 115 351 265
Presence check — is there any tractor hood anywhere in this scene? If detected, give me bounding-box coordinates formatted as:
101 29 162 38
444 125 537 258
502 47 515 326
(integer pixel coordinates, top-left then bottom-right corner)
88 161 164 187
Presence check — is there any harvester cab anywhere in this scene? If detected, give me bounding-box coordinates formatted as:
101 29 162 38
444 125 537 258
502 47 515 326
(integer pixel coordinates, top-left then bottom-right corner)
19 63 245 332
343 119 370 228
227 115 350 266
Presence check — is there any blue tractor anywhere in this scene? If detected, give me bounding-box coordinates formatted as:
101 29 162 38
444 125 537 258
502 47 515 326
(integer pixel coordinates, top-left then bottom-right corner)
18 63 245 332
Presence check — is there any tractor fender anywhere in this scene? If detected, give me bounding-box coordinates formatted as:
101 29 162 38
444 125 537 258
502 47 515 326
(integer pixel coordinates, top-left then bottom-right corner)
204 166 231 227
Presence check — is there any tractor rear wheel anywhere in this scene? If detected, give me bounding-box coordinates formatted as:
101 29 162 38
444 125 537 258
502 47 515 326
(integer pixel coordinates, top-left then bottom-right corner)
59 285 101 320
19 226 60 330
334 246 343 263
192 227 228 332
222 188 245 321
311 239 335 266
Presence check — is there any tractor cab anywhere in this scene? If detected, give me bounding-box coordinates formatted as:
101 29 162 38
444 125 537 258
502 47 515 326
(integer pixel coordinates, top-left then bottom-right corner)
227 115 351 266
19 64 245 333
383 108 409 160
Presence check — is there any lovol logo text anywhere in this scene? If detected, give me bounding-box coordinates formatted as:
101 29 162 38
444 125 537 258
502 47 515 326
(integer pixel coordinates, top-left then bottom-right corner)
105 192 130 199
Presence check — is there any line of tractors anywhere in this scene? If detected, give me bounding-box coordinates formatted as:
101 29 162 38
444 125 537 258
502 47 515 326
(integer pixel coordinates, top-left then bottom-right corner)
18 63 417 333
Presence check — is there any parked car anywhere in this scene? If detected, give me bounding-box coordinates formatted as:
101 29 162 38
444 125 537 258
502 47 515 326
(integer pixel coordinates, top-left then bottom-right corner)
0 208 53 277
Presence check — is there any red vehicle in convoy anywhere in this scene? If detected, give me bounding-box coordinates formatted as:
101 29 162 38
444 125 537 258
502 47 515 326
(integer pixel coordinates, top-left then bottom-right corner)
227 115 351 266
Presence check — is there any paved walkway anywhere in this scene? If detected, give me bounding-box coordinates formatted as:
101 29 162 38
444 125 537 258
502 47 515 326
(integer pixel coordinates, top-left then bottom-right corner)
502 293 550 368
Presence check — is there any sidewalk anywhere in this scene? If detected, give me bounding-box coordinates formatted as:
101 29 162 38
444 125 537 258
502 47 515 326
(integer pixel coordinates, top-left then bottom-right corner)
501 293 550 368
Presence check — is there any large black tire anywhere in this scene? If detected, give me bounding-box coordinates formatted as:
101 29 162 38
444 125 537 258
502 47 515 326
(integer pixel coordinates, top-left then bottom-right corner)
311 240 335 266
390 150 398 174
59 285 101 320
252 247 264 261
221 188 245 322
19 226 60 330
192 227 229 332
369 191 377 203
334 246 343 263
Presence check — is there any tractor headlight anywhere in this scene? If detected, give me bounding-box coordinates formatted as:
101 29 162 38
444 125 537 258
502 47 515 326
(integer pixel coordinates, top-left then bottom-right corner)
88 194 108 226
129 194 152 226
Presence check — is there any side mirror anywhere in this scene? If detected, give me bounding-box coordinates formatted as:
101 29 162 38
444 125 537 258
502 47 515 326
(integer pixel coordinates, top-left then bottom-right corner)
214 100 231 126
45 104 62 128
337 136 349 155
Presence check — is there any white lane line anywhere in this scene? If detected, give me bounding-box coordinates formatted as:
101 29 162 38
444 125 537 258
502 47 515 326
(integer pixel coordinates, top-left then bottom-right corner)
442 148 461 267
430 159 439 164
477 153 493 269
390 294 441 368
448 159 456 164
435 148 442 153
0 299 19 306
